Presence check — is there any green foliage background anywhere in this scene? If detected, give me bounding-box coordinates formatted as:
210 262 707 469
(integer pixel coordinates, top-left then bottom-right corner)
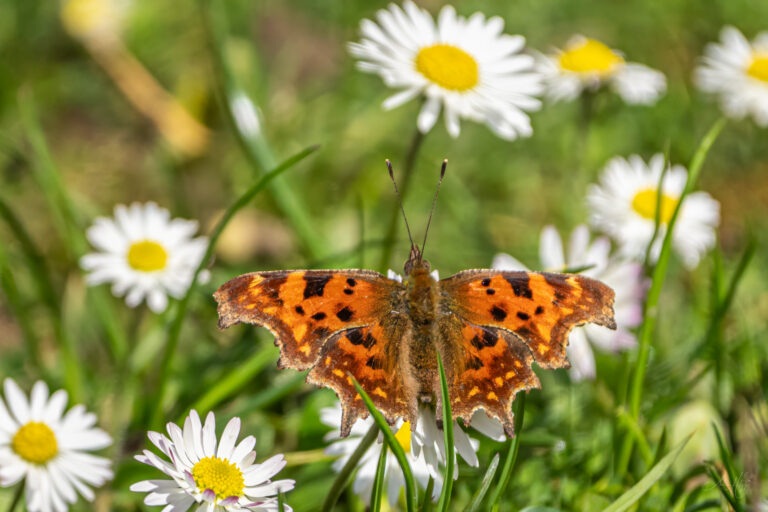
0 0 766 510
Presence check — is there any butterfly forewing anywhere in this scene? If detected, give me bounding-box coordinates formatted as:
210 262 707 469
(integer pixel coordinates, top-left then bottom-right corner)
214 270 404 369
438 269 615 433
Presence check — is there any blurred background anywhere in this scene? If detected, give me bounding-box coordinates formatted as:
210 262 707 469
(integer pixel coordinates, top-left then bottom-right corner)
0 0 766 510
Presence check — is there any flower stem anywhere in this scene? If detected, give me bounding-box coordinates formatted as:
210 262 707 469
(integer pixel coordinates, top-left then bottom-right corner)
321 424 379 512
616 117 725 477
6 483 23 512
377 128 426 273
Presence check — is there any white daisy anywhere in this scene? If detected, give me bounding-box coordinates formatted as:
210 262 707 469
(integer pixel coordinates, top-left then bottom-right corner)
694 26 768 126
349 1 543 140
587 154 720 269
80 202 209 313
538 36 666 105
493 225 644 381
0 379 113 512
321 403 489 506
131 410 295 512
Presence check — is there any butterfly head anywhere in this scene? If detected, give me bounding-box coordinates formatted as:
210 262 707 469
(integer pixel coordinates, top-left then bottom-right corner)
404 244 430 276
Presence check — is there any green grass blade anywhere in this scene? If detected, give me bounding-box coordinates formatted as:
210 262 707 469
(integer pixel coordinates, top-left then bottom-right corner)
602 433 692 512
436 351 454 512
370 440 388 512
352 376 417 512
421 476 435 512
277 491 286 512
149 144 319 429
711 423 742 509
618 117 726 476
321 424 379 512
488 393 527 506
464 453 500 512
704 464 740 511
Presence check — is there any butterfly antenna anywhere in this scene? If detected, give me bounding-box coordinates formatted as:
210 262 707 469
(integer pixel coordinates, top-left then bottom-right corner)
386 159 416 250
420 159 447 257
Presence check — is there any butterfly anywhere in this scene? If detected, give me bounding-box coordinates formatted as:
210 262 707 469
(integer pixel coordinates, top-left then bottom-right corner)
214 161 616 437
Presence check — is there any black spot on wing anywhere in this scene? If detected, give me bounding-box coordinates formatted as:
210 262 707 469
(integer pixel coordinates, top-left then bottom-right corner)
347 329 364 345
535 306 544 315
517 312 530 320
490 306 507 321
344 289 354 295
294 305 305 315
504 274 533 299
311 312 326 321
467 357 484 370
366 357 383 369
486 289 495 295
481 278 491 287
363 332 376 349
336 306 354 322
481 328 498 347
303 274 331 299
346 278 357 287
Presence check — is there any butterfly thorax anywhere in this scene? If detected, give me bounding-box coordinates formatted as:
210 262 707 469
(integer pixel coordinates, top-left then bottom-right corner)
404 259 440 401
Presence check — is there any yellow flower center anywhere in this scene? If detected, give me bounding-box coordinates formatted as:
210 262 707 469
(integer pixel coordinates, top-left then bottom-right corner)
394 422 411 453
192 457 245 500
127 240 168 272
12 422 58 464
631 188 679 223
559 38 624 75
415 44 479 91
746 53 768 83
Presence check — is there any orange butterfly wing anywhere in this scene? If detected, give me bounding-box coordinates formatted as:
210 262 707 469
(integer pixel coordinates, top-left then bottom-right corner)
439 270 616 435
214 270 409 435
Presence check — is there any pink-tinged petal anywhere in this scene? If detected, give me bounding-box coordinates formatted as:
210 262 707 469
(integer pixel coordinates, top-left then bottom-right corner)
201 488 216 502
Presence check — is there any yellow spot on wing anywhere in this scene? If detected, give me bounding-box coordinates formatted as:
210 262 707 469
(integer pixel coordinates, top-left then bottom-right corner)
299 345 311 356
538 344 550 355
263 306 278 315
494 377 503 387
333 369 344 377
324 356 331 365
487 391 498 400
293 324 307 341
248 275 264 288
468 387 479 397
373 387 387 398
505 371 516 379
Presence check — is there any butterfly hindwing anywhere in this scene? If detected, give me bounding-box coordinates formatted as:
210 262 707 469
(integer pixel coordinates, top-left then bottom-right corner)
307 322 411 436
440 270 616 369
436 316 540 436
214 270 404 370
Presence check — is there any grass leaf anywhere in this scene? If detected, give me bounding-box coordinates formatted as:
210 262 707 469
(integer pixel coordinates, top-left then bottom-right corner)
321 425 379 512
464 453 500 512
488 393 527 506
351 376 417 512
370 441 388 512
602 433 692 512
436 350 454 512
